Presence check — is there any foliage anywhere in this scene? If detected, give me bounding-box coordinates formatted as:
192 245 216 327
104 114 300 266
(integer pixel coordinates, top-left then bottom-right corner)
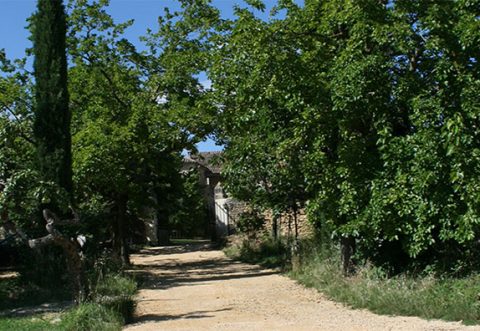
166 0 480 271
0 2 72 227
169 169 208 238
32 0 73 203
0 0 80 295
66 0 205 263
0 270 135 330
235 210 266 240
227 236 480 324
0 52 38 228
1 0 479 314
0 316 55 331
0 303 123 331
93 274 136 299
208 4 308 217
0 275 69 311
224 236 289 269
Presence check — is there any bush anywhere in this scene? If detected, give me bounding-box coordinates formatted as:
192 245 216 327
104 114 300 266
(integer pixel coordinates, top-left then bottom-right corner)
0 273 136 331
60 303 122 331
0 274 70 311
91 274 137 323
225 236 289 269
235 210 265 240
17 244 71 293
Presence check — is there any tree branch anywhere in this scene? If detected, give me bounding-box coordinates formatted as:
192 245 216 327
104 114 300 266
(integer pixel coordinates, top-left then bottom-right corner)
28 234 54 249
0 102 35 144
79 53 131 110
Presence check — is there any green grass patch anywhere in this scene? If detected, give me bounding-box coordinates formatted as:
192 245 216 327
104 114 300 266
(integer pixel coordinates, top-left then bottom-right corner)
92 274 137 323
0 272 137 330
0 315 56 331
59 303 123 331
0 303 123 331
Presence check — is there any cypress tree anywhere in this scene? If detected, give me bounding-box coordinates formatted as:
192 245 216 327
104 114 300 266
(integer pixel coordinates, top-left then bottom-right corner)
32 0 72 200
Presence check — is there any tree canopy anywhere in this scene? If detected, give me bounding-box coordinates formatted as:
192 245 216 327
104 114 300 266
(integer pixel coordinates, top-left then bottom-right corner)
1 0 479 275
165 0 480 271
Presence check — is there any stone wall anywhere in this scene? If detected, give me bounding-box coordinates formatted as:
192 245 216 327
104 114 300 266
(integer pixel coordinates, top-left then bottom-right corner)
263 208 314 239
218 199 314 240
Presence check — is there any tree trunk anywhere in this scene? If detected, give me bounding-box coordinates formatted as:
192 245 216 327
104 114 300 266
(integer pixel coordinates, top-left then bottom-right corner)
113 195 130 266
28 209 87 303
287 212 292 238
290 203 301 271
340 236 356 276
272 212 278 241
293 202 299 242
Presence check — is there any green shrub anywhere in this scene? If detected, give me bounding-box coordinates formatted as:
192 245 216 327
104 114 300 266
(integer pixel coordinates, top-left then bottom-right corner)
59 303 122 331
225 236 289 269
92 274 137 323
236 211 265 239
0 303 123 331
18 245 71 293
0 275 137 331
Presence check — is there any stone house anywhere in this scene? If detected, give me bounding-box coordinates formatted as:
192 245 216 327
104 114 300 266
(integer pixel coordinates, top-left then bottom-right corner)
182 152 246 239
183 152 313 240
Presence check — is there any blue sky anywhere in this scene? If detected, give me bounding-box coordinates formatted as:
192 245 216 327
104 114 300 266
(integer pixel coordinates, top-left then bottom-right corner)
0 0 290 152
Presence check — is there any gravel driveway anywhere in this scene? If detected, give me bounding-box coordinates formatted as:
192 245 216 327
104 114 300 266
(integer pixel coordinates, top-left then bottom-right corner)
124 243 479 331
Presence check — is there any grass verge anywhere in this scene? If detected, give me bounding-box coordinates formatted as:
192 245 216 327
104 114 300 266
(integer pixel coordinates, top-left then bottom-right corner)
92 274 137 323
0 316 54 331
291 249 480 325
0 303 122 331
226 236 480 325
0 274 137 330
59 303 123 331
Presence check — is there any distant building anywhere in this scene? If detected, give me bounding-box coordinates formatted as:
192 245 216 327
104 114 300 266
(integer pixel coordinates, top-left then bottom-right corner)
183 151 245 239
183 152 313 241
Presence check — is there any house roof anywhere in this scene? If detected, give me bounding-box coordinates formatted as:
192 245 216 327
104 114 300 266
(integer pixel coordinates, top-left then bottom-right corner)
186 151 223 174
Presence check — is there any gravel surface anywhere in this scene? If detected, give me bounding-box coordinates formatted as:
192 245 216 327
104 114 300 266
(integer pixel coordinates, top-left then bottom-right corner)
124 244 479 331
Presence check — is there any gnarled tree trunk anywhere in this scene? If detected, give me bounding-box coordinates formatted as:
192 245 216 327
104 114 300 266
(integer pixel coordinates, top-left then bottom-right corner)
27 209 87 303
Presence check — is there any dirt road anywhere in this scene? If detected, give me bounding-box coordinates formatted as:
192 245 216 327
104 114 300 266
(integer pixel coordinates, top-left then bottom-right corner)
125 243 479 331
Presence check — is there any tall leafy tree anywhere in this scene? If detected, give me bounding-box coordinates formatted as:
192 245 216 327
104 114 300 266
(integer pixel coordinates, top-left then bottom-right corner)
67 0 206 264
180 0 480 272
32 0 73 204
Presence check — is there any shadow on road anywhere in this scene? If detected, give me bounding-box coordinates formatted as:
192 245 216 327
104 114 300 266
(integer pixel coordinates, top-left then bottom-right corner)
132 241 214 256
134 308 233 324
128 243 279 291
